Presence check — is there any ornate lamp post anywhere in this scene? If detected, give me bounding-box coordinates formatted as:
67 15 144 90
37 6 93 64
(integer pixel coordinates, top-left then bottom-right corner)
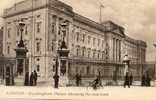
15 19 28 85
18 20 25 48
53 21 70 88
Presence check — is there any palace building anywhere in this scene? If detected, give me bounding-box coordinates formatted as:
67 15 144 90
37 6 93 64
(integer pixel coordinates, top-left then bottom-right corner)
2 0 146 86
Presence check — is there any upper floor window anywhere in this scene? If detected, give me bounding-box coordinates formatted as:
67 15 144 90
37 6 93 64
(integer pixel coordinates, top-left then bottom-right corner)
102 40 104 48
82 34 85 43
82 47 85 57
8 28 11 38
76 32 79 42
93 50 96 58
97 52 99 59
88 36 91 44
25 26 28 35
88 50 90 58
93 38 96 46
98 39 100 46
36 22 41 33
36 42 41 52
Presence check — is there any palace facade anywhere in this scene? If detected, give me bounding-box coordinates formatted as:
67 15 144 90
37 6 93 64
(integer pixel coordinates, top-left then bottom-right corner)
2 0 146 85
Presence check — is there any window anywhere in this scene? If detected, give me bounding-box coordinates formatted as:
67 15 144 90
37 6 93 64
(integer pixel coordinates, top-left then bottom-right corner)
76 48 79 56
98 52 100 59
93 38 96 46
82 34 85 43
88 36 91 44
25 26 28 35
82 47 85 57
93 50 95 58
8 28 11 38
102 52 105 59
76 32 79 42
7 46 10 54
102 40 104 47
37 22 41 33
98 39 100 46
88 50 90 58
36 42 41 52
37 65 40 72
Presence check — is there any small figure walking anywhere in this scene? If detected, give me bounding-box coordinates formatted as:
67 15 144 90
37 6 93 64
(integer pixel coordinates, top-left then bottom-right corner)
30 72 34 86
146 73 151 87
92 76 100 90
141 74 146 86
124 72 130 88
75 73 81 86
34 70 38 86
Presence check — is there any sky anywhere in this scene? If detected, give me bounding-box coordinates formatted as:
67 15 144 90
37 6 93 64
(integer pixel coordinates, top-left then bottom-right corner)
0 0 156 61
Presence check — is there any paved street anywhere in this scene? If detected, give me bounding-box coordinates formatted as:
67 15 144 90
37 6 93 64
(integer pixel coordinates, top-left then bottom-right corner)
0 85 156 100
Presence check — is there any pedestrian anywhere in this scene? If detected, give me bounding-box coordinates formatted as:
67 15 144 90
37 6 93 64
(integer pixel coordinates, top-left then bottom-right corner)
146 73 151 87
75 73 80 86
34 70 38 86
141 74 146 86
124 72 130 88
24 72 29 86
129 73 133 85
30 72 34 86
92 76 100 90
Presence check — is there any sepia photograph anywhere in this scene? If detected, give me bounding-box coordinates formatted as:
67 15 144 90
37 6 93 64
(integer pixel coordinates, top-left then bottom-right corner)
0 0 156 99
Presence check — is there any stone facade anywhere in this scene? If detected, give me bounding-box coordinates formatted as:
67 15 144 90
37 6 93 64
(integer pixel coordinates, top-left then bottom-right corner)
2 0 147 84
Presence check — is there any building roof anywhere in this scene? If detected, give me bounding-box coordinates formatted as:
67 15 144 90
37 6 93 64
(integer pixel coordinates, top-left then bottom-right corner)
125 35 147 47
2 0 146 45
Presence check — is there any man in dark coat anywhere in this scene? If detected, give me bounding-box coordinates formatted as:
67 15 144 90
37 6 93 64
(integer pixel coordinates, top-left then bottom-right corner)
124 72 130 88
30 72 34 86
34 70 38 86
141 74 146 86
146 73 151 87
24 72 29 86
75 73 80 86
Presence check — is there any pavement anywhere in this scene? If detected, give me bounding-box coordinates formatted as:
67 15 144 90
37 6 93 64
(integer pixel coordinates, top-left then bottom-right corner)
0 80 156 100
0 85 156 100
